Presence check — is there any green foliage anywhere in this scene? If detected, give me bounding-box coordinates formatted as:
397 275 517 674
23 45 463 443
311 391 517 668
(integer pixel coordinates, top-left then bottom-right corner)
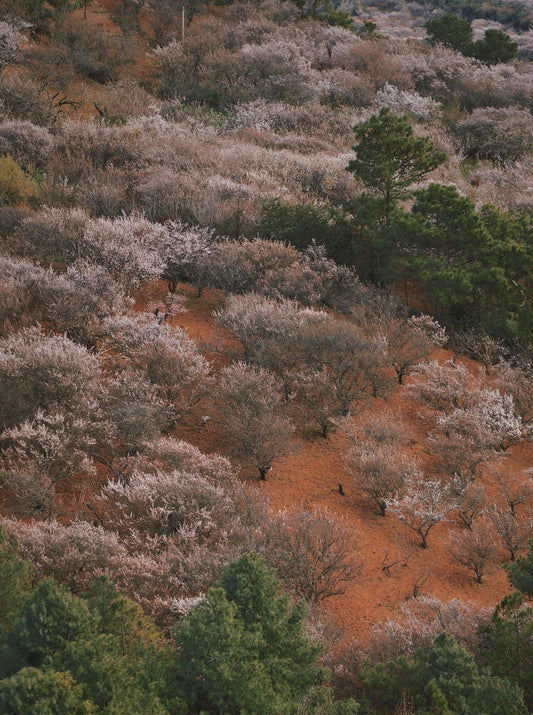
0 566 170 713
471 28 518 65
321 10 355 30
174 587 272 713
425 13 518 64
346 109 446 221
360 632 528 714
386 184 495 321
299 686 360 714
0 667 95 715
420 0 530 32
20 0 53 34
355 20 382 39
173 553 326 714
63 577 170 713
505 539 533 595
257 198 356 265
477 593 533 710
379 184 533 340
341 195 390 283
18 0 81 34
52 634 168 714
425 13 474 53
0 527 32 628
0 156 40 206
6 579 96 671
82 576 161 655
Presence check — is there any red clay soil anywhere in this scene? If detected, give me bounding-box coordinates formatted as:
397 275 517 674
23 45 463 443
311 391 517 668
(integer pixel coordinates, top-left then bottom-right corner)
139 281 530 644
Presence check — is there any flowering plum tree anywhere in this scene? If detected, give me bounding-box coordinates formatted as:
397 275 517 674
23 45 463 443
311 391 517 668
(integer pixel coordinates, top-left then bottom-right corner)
428 389 522 476
388 476 455 548
345 441 419 516
384 314 446 385
83 213 166 291
0 23 22 73
216 361 293 479
0 327 103 429
101 313 211 423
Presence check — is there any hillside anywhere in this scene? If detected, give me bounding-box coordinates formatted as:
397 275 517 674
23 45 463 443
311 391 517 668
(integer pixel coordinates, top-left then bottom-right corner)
0 0 533 711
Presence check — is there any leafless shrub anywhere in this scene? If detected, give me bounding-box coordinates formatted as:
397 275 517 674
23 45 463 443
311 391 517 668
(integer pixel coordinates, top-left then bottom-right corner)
354 410 408 446
450 520 499 583
364 595 491 662
456 106 533 163
216 361 293 479
261 507 360 603
99 80 161 120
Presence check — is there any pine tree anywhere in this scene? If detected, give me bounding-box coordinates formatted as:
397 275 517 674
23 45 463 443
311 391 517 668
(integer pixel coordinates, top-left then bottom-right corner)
173 553 325 714
346 109 446 222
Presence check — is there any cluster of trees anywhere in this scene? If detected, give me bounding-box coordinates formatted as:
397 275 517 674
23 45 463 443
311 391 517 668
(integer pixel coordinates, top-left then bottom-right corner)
341 109 533 342
2 528 532 713
343 356 532 567
426 13 518 65
0 540 363 714
0 0 532 712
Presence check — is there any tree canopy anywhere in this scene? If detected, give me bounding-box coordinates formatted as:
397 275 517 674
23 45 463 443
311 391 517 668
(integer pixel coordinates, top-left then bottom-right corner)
346 108 447 222
173 552 326 714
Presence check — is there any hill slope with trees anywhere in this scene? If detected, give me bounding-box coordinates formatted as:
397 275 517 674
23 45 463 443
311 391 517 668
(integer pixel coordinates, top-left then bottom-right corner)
0 0 532 711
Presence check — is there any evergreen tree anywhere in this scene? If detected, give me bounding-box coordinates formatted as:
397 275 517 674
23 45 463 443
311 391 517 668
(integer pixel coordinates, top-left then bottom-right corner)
477 593 533 710
0 527 32 628
425 13 474 53
346 109 446 222
257 198 355 265
505 539 533 595
385 184 522 333
53 634 168 715
173 553 325 714
0 668 95 715
472 28 518 65
83 576 161 656
360 632 527 714
5 579 96 673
